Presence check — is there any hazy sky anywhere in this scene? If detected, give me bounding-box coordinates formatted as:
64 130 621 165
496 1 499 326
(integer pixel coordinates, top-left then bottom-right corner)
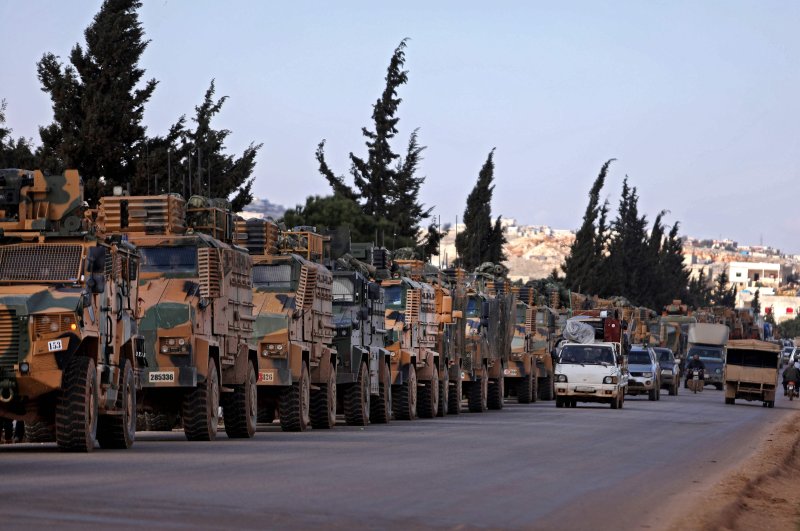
1 1 798 252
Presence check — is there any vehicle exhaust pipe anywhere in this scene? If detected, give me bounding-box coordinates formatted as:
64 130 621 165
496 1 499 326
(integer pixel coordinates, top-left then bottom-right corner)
0 387 13 403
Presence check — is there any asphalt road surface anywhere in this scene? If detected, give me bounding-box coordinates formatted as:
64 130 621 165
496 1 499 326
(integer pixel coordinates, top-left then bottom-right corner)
2 386 798 530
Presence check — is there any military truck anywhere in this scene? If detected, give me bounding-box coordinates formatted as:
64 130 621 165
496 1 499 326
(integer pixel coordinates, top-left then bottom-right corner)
507 299 537 403
237 220 337 431
96 194 256 441
531 306 559 400
724 339 780 407
0 169 141 451
330 250 392 425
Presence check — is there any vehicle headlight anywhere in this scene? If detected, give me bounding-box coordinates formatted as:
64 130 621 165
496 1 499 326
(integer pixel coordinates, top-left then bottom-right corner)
715 368 721 374
34 313 79 337
603 376 618 384
643 372 653 378
556 374 568 383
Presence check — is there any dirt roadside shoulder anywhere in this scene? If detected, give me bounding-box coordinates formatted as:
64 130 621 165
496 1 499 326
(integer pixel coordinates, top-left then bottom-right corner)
667 408 800 531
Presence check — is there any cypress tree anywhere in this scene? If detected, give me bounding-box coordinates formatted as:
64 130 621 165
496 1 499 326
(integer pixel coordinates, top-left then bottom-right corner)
0 100 36 168
36 0 156 204
455 149 504 270
563 159 614 294
751 289 761 315
711 271 736 308
658 221 690 308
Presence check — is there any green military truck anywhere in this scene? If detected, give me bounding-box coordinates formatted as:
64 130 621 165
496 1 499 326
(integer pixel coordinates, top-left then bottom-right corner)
0 169 142 451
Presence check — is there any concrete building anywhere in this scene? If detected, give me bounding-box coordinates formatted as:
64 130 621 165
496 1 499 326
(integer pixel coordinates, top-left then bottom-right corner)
728 261 782 289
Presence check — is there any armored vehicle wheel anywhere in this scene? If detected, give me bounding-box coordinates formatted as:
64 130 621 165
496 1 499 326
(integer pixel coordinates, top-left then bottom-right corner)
56 356 98 452
136 414 148 431
311 364 337 429
97 359 136 449
448 370 462 415
648 388 658 401
467 373 488 413
539 376 554 401
222 360 257 438
417 365 439 419
344 361 370 426
437 365 449 417
725 397 735 405
370 361 391 424
146 412 179 431
182 358 220 441
488 375 504 410
279 362 310 432
25 420 55 443
392 364 417 421
517 372 533 404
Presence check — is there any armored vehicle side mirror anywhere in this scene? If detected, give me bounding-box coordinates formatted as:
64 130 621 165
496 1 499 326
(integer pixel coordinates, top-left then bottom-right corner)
87 275 105 294
367 283 381 301
452 310 463 320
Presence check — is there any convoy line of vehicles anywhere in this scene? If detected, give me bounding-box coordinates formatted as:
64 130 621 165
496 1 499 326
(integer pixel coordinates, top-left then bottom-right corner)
0 168 789 452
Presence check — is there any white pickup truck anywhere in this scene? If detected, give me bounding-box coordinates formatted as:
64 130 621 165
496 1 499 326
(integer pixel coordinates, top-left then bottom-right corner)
554 342 628 409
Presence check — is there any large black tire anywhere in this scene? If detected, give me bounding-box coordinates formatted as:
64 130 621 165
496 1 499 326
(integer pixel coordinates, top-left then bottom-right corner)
344 362 370 426
222 360 257 439
715 383 723 391
448 369 462 415
310 364 337 429
392 364 417 421
279 362 310 432
97 359 136 449
417 366 440 419
467 372 488 413
437 364 449 417
258 406 275 424
370 361 391 424
182 358 220 441
25 421 55 443
517 372 533 404
648 388 658 401
146 412 179 431
488 374 504 410
539 375 554 401
56 356 98 452
725 397 735 405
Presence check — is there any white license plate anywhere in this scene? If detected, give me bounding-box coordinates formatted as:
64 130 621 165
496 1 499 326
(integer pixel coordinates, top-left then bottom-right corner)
503 368 519 376
575 386 596 393
259 370 275 383
47 339 63 352
148 371 175 383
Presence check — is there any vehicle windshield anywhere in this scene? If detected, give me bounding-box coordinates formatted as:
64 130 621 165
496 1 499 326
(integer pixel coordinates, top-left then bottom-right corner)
333 277 355 303
140 246 197 276
466 296 480 318
688 346 723 360
657 350 674 363
384 285 403 311
559 345 614 365
252 264 293 290
628 350 652 365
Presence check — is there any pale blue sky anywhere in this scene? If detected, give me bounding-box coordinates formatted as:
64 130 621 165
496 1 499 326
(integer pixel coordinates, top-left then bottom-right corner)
1 1 798 252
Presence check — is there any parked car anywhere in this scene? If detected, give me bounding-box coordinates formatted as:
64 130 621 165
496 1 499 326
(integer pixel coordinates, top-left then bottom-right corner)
626 345 661 401
654 347 680 396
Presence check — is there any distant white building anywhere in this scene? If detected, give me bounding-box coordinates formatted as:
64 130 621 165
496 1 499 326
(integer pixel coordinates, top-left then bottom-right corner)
728 261 781 289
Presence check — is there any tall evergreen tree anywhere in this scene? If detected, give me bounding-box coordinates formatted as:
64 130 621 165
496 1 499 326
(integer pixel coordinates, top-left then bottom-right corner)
455 149 505 270
0 100 36 168
751 289 761 315
711 270 736 308
562 159 614 294
687 268 712 308
657 222 690 308
36 0 156 204
315 39 429 246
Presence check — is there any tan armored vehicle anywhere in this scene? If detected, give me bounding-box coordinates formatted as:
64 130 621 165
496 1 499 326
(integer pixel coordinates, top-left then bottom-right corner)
0 169 141 451
237 220 337 431
97 194 256 440
507 299 537 403
724 339 779 407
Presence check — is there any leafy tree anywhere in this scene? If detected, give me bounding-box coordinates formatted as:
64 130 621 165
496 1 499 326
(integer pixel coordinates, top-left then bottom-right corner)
455 149 506 270
562 159 614 294
315 39 429 246
0 100 36 168
711 270 736 308
687 268 712 308
282 194 385 244
420 219 446 261
779 314 800 339
36 0 156 204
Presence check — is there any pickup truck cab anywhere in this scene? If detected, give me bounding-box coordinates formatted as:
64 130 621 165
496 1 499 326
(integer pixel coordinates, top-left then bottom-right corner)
554 342 627 409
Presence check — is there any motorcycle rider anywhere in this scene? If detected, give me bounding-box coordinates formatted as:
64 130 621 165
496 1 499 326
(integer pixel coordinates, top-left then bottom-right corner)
783 361 800 396
685 353 706 385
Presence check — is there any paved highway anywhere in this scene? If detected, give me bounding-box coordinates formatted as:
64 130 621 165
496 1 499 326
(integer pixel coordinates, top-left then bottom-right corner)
2 388 797 530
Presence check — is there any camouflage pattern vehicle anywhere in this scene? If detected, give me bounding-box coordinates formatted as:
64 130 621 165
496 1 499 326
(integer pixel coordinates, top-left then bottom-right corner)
656 300 697 360
506 299 537 403
96 194 256 441
0 169 141 451
531 306 559 400
237 220 337 431
458 264 515 412
331 249 391 425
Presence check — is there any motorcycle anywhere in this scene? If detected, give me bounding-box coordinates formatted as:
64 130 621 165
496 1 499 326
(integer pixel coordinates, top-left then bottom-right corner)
687 369 704 394
788 381 798 401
